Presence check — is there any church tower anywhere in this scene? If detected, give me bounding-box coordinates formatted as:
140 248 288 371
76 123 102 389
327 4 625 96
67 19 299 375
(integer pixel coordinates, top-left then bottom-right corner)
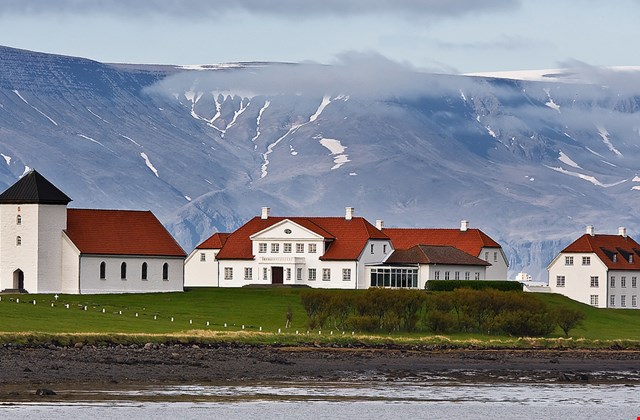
0 170 71 293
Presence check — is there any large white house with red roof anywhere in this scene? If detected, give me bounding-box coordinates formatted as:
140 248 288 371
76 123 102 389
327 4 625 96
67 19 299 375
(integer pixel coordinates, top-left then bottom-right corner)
548 226 640 309
186 208 507 289
0 170 186 294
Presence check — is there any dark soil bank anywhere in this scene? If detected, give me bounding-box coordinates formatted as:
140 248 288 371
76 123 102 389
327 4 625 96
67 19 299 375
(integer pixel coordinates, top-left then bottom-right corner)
1 344 640 390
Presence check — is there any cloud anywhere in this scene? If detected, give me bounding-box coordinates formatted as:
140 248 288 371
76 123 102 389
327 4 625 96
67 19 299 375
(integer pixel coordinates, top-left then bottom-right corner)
0 0 521 18
435 35 547 51
556 60 640 94
146 51 513 99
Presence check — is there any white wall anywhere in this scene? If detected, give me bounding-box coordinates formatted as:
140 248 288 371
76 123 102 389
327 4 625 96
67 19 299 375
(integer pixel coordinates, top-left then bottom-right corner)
356 239 393 289
184 249 220 287
0 203 39 292
423 264 487 284
78 255 184 294
36 205 67 293
607 270 640 309
479 247 509 280
60 233 80 294
548 252 608 308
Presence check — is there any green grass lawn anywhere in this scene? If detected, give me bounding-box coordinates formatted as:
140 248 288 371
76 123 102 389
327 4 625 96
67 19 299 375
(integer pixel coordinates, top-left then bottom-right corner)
0 288 639 346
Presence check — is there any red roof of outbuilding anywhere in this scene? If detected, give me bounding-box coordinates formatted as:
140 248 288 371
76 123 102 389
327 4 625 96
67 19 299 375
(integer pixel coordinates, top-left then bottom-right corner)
65 209 186 257
215 216 389 261
383 228 501 256
196 232 230 249
562 234 640 270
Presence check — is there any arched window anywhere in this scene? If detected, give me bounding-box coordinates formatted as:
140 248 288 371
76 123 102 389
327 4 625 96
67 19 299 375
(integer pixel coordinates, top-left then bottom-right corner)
141 262 148 280
16 215 21 225
16 236 21 246
120 262 127 279
99 261 106 279
162 263 169 280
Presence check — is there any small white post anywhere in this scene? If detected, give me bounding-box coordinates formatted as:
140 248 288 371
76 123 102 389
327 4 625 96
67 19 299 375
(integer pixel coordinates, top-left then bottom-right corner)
16 298 19 304
224 323 227 328
318 330 321 335
84 306 87 311
206 321 210 327
278 328 281 333
330 331 333 335
102 308 106 313
118 310 122 315
190 319 193 325
33 300 36 305
51 303 54 307
242 325 245 330
296 330 299 335
259 326 262 331
154 315 157 320
135 313 139 317
171 317 174 322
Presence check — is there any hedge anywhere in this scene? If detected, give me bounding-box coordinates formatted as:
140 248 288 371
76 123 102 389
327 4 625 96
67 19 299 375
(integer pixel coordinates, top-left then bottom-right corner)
425 280 523 292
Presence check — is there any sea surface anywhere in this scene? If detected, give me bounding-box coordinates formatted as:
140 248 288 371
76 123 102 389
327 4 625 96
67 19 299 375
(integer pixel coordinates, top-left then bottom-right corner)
1 379 638 420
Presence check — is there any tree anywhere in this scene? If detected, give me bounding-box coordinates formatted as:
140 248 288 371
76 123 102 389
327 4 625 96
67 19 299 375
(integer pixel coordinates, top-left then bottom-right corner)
554 307 586 337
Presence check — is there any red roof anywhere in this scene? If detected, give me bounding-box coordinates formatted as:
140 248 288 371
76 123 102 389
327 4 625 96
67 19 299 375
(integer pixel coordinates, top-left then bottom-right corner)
196 232 230 249
383 228 501 256
386 245 491 266
215 216 389 261
65 209 186 257
562 234 640 270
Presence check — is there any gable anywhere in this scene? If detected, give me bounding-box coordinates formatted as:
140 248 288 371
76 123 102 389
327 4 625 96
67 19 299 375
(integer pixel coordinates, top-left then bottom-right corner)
250 219 329 241
562 234 640 271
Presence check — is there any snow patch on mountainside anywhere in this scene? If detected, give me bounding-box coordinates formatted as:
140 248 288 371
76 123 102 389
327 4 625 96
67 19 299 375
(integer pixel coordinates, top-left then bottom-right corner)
13 90 58 126
596 125 622 156
140 152 159 177
317 136 350 170
120 134 141 147
543 88 560 112
1 153 10 165
87 107 111 124
77 134 112 152
545 165 626 187
252 100 271 142
558 151 581 169
309 95 332 123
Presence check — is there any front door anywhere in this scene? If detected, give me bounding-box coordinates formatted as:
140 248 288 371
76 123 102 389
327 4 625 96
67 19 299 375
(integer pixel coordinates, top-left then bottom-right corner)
13 269 24 290
272 267 284 284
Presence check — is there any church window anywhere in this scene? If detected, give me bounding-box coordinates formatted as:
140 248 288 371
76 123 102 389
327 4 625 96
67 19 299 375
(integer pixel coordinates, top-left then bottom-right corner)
141 262 148 280
99 262 106 280
120 262 127 279
162 263 169 280
16 236 21 246
16 215 21 225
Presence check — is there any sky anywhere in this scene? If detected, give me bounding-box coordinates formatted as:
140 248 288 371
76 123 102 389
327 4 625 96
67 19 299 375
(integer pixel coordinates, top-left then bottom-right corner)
0 0 638 74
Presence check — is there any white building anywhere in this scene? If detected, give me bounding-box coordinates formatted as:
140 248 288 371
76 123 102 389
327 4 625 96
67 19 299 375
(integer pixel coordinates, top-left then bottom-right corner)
184 233 229 287
548 226 640 309
0 170 186 294
382 220 509 280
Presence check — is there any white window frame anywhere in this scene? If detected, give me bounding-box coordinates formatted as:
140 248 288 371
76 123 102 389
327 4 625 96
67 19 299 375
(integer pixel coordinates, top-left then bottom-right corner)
590 276 599 287
258 243 267 253
263 267 268 280
582 256 591 266
322 268 331 281
284 243 292 253
610 276 616 288
244 267 253 280
633 277 638 288
621 276 627 288
224 267 233 280
296 243 304 253
621 295 626 307
590 295 599 306
565 256 574 265
308 243 317 253
610 295 615 307
200 253 206 262
271 243 280 253
296 267 303 281
474 272 480 280
286 268 291 281
632 295 637 307
342 268 351 281
434 271 440 280
308 268 317 281
556 275 565 287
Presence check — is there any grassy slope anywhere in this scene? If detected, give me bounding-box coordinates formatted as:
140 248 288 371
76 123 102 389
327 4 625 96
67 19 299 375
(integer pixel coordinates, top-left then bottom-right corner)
0 288 639 345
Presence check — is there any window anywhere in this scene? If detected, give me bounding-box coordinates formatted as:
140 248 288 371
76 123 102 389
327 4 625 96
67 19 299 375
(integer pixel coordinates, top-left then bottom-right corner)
286 268 291 281
271 243 280 253
369 267 419 288
444 271 450 280
200 253 206 262
16 215 21 225
296 243 304 253
16 236 21 246
556 275 565 287
590 295 599 306
284 243 292 253
565 256 574 265
296 267 303 281
622 276 627 288
162 263 169 280
621 295 626 307
308 268 317 281
322 268 331 281
474 272 481 280
610 295 615 307
465 272 470 280
244 267 253 280
633 295 637 307
383 244 387 254
99 261 106 280
141 262 148 280
613 254 617 263
610 276 616 288
263 267 268 280
630 255 634 264
370 244 374 254
308 244 317 253
590 276 599 287
434 271 440 280
485 252 489 261
342 268 351 281
224 267 233 280
582 256 591 266
454 271 460 280
258 243 267 253
120 262 127 279
494 252 498 262
633 277 637 288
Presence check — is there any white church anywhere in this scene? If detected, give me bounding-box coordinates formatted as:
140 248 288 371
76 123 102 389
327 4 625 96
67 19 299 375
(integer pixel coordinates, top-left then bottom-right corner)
0 170 186 294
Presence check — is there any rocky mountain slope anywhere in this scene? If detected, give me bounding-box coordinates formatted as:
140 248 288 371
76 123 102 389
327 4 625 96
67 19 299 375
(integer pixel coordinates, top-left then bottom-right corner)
1 45 639 280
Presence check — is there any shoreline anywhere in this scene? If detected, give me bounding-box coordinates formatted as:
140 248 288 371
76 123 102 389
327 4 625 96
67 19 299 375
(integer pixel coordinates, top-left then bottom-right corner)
1 344 639 398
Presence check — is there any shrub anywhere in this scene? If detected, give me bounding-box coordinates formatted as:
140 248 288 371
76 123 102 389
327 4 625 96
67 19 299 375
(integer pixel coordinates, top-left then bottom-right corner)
554 307 586 337
425 310 454 333
344 315 379 332
300 290 333 329
425 280 523 292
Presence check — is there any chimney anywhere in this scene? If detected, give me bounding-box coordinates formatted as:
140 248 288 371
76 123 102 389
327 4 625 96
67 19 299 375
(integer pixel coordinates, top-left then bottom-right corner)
376 219 384 230
586 225 595 236
261 207 270 220
345 207 354 220
460 220 469 232
619 227 627 238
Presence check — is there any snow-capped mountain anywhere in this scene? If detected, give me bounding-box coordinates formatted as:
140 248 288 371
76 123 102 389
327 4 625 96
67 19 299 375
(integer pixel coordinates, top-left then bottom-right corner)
1 45 639 281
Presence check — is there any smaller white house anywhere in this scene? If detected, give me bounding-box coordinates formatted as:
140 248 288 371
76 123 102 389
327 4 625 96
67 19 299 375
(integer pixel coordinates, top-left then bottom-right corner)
370 244 491 289
184 233 228 287
548 226 640 309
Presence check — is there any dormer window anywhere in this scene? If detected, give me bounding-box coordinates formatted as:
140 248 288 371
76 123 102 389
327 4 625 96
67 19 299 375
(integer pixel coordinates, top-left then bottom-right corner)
630 255 634 264
613 254 617 263
16 215 21 225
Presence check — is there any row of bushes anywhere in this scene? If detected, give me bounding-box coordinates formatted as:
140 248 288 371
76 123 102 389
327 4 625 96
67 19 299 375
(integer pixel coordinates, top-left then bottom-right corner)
300 288 585 337
425 280 523 292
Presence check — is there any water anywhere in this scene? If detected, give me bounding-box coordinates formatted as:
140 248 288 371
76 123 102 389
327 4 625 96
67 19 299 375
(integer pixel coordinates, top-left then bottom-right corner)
1 380 638 419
